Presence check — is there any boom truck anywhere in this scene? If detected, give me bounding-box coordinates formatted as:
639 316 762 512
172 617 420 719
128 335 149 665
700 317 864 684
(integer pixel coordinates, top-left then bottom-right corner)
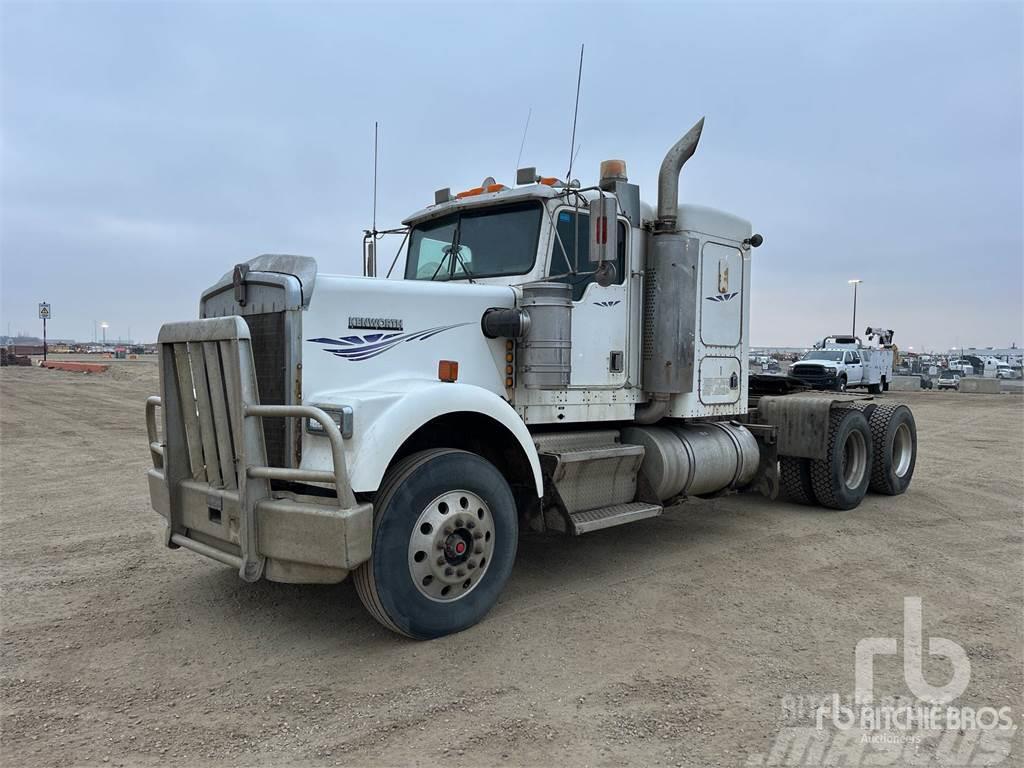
144 118 918 638
790 329 896 392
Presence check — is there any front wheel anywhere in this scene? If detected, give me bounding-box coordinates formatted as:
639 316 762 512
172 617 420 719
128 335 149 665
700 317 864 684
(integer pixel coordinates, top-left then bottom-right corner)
354 449 518 639
834 375 848 392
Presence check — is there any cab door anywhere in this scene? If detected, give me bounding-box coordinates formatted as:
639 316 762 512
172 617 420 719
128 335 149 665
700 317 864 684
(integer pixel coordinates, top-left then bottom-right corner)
548 208 629 389
845 351 864 384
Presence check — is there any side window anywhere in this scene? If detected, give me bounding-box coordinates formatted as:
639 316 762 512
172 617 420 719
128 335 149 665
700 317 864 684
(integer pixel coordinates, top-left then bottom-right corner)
549 210 626 301
850 352 861 364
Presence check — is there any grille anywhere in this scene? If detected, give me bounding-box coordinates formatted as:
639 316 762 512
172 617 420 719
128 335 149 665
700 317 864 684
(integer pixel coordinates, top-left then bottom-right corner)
243 312 288 467
790 364 834 385
642 268 657 362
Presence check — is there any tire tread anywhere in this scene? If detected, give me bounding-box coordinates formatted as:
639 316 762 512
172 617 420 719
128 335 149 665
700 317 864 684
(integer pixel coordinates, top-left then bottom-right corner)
779 456 815 504
808 408 871 510
353 448 462 638
867 403 915 495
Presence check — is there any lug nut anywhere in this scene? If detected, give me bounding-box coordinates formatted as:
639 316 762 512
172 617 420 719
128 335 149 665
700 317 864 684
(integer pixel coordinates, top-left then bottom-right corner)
436 556 446 566
456 569 465 577
444 567 454 576
467 521 476 529
444 526 453 535
474 545 483 554
467 560 477 570
473 531 483 540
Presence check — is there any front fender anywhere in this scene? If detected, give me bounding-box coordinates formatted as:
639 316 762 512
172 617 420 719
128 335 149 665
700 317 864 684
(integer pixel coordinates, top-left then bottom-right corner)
304 381 543 497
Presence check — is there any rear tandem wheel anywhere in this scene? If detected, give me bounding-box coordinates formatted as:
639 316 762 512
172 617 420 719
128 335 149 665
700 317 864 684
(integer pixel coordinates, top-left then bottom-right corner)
779 456 816 505
808 408 873 510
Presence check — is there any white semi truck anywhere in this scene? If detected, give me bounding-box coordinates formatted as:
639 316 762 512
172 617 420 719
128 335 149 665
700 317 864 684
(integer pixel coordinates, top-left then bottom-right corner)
144 119 918 638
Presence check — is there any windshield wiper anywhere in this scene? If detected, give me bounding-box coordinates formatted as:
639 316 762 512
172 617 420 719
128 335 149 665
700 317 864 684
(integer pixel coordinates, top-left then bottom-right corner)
429 218 461 281
428 217 475 282
452 246 476 283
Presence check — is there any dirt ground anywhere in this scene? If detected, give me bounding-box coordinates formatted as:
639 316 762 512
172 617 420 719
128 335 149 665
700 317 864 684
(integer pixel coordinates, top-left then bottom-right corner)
1 361 1021 767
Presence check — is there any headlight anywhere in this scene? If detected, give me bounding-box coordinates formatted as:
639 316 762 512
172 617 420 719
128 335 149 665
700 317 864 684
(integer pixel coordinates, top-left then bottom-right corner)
305 405 353 439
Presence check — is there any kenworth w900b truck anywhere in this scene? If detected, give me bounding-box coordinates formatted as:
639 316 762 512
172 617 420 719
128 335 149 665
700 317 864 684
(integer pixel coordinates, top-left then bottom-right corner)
144 119 918 638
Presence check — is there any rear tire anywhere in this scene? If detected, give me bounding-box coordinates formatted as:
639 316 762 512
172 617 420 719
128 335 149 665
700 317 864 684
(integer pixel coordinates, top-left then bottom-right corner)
354 449 518 639
867 382 882 394
779 456 816 505
808 408 873 510
867 403 917 495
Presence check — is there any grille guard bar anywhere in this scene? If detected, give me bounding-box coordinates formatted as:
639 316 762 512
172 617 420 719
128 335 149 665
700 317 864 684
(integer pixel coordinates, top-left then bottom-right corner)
150 316 359 582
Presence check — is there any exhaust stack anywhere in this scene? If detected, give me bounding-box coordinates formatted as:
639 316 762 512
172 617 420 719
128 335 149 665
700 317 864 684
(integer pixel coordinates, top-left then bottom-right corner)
655 117 704 229
635 118 706 422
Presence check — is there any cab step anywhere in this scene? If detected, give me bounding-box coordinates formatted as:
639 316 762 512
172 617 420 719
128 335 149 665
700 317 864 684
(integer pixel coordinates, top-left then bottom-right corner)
569 501 663 535
534 430 645 513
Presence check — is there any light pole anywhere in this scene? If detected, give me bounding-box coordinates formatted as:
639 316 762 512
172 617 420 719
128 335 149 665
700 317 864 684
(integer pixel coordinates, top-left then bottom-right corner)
101 322 109 345
848 279 863 336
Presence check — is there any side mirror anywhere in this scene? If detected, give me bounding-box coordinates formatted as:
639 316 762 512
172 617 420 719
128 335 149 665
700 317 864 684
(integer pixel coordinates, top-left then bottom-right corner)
594 260 617 287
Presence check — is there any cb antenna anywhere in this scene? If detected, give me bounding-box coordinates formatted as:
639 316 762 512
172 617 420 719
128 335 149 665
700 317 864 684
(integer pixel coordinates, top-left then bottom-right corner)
364 121 379 277
566 43 584 185
514 106 532 180
372 120 379 236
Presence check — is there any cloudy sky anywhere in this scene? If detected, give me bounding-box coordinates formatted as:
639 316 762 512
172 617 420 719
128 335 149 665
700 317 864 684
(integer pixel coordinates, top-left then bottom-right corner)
2 1 1021 350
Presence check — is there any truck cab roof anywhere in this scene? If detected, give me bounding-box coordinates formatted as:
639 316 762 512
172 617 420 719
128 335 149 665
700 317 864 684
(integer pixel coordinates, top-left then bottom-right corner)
403 183 752 242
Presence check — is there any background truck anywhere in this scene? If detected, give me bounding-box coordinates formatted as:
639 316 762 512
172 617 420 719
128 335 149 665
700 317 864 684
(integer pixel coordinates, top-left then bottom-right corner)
937 369 961 390
789 330 895 393
144 119 919 639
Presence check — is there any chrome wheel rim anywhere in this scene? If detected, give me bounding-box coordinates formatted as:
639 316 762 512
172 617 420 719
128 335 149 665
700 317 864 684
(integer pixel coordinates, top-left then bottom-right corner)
842 430 868 489
892 422 912 477
408 490 495 602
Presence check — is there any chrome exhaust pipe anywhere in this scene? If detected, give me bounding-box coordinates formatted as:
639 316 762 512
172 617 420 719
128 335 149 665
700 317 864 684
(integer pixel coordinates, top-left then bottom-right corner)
655 117 704 229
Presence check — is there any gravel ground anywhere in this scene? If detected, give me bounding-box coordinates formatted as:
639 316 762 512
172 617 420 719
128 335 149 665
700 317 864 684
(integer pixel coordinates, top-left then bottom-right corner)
1 362 1021 767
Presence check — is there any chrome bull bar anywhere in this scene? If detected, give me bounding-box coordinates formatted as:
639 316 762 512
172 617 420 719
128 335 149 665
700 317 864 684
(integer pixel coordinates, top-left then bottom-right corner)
147 317 369 583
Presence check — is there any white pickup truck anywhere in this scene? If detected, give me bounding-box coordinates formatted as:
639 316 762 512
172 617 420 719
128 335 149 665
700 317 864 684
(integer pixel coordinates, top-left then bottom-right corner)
789 333 895 393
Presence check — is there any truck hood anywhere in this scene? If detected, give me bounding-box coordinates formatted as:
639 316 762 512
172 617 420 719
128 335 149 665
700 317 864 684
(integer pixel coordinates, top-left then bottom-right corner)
302 275 516 402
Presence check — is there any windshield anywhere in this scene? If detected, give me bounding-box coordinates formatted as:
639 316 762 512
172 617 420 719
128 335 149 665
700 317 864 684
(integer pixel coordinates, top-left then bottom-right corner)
405 201 542 281
940 370 958 378
802 351 844 362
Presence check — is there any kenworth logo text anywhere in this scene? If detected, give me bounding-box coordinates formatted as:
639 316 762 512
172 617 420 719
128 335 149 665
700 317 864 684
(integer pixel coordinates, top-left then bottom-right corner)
348 316 403 331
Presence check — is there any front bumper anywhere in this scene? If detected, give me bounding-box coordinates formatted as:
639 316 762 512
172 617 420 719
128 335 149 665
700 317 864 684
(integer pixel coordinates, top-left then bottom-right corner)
790 366 839 389
146 318 373 584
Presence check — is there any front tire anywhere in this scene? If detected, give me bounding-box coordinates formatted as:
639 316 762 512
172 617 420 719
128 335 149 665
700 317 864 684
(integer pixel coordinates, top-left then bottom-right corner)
834 374 848 392
808 408 873 510
354 449 518 639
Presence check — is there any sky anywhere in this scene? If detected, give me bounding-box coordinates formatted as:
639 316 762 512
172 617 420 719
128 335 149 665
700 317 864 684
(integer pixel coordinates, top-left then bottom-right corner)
1 1 1021 350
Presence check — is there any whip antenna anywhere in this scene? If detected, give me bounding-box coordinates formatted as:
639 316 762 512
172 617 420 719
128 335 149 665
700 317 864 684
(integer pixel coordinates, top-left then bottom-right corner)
363 122 380 277
566 43 584 184
514 106 532 180
372 120 379 235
